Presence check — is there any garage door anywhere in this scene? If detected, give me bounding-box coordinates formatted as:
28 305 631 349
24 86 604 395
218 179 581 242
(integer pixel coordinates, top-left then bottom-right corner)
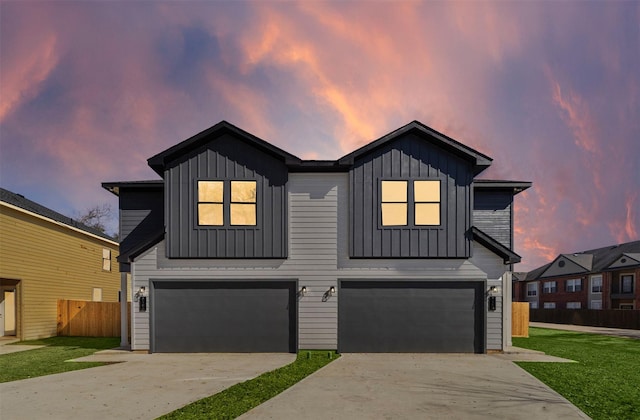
152 281 296 353
338 281 484 353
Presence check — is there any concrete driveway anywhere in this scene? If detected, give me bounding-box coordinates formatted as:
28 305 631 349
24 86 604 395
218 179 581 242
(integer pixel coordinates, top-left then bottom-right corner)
239 353 590 420
0 350 295 420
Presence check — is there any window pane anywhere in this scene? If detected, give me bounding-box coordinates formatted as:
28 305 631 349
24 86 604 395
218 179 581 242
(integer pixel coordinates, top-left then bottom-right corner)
415 203 440 225
381 181 407 202
198 203 223 225
381 203 407 226
414 180 440 202
199 181 223 202
231 181 256 203
230 203 256 225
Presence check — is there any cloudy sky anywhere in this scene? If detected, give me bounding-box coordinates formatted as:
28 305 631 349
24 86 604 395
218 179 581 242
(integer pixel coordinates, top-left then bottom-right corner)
1 1 638 271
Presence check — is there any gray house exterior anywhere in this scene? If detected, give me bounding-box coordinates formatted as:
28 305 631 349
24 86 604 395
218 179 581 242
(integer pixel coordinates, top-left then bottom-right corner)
104 121 530 353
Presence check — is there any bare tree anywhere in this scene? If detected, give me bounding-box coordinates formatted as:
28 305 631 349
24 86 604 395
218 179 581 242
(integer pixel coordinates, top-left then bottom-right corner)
75 204 113 235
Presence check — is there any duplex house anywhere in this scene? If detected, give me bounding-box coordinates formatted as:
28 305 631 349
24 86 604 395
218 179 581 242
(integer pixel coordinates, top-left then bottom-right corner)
516 240 640 310
0 188 120 340
103 121 530 353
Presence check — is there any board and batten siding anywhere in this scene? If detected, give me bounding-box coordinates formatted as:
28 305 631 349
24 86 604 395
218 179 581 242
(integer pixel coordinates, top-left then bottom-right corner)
0 205 120 340
473 189 513 248
131 173 500 351
164 134 288 259
350 133 474 259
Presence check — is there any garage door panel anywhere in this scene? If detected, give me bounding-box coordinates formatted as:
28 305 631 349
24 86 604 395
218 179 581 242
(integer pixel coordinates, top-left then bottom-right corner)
339 281 484 353
153 281 296 353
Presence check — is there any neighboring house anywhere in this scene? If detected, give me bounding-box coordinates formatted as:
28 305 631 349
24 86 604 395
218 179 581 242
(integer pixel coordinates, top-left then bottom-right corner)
515 240 640 310
0 188 120 340
103 120 530 353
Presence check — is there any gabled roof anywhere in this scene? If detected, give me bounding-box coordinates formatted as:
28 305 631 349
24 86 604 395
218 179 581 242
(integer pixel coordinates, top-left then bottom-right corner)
473 179 532 195
525 240 640 280
0 187 116 243
147 121 302 176
471 226 522 264
338 121 493 175
607 253 640 269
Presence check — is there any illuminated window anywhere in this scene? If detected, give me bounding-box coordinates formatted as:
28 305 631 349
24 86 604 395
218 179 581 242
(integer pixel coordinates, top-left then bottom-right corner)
414 180 440 225
197 180 257 226
381 181 408 226
380 180 441 227
230 181 257 226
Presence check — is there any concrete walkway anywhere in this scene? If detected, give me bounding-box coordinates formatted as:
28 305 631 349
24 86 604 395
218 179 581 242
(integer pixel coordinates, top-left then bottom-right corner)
239 353 590 420
0 337 44 354
530 322 640 339
0 351 295 420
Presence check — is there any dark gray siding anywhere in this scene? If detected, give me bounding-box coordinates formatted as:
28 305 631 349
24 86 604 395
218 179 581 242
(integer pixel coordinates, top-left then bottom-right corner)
350 133 473 258
165 134 287 258
118 188 164 265
473 189 512 248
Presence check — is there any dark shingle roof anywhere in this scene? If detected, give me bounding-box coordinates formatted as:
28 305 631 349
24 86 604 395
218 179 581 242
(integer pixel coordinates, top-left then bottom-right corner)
0 187 116 242
525 240 640 280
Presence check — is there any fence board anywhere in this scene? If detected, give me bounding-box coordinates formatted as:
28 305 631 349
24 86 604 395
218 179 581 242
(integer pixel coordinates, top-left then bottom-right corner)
512 302 529 337
530 309 640 329
57 300 131 337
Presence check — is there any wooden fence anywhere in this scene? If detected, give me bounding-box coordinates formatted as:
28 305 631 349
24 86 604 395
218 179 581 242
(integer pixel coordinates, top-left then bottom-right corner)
512 302 529 337
530 309 640 329
57 299 130 337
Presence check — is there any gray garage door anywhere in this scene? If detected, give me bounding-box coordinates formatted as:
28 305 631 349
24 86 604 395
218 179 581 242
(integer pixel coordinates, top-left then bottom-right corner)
338 281 484 353
152 281 296 353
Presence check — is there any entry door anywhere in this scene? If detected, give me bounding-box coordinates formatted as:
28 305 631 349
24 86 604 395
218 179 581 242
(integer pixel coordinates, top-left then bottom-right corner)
3 290 16 336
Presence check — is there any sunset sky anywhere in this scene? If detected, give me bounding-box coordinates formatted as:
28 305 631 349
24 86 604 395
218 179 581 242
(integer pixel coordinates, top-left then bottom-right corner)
1 1 638 271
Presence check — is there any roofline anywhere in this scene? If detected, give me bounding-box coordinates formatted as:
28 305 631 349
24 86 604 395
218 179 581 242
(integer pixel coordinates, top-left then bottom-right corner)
337 121 493 175
471 226 521 264
474 180 532 195
0 201 119 246
147 121 302 176
102 180 164 196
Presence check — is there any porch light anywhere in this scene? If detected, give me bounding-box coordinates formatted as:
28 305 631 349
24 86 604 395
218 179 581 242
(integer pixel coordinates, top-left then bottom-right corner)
329 286 336 296
300 286 307 296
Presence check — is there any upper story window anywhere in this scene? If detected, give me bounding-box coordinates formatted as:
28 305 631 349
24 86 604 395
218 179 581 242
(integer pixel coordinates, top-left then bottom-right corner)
543 281 557 293
380 180 440 227
197 180 257 226
621 274 634 294
102 249 111 272
527 282 537 296
590 275 603 293
566 278 582 292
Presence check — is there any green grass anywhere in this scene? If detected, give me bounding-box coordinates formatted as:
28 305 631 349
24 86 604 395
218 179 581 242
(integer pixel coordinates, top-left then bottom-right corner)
159 350 339 420
513 327 640 420
0 336 119 383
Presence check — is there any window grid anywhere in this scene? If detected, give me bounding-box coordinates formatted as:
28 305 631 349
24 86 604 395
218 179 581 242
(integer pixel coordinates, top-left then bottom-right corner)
621 274 634 293
197 180 257 227
543 281 557 293
380 180 440 227
590 275 603 293
565 279 582 292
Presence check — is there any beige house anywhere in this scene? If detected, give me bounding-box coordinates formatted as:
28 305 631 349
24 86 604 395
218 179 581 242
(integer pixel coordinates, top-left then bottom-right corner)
0 188 120 340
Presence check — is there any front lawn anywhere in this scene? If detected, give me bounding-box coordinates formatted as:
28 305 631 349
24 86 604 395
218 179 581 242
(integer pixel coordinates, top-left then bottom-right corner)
513 327 640 420
0 336 119 383
159 350 339 420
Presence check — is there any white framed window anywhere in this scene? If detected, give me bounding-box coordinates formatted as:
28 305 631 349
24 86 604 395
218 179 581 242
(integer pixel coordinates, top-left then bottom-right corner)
527 282 537 297
530 301 538 309
566 278 582 292
543 302 556 309
590 275 603 293
92 288 103 302
590 300 602 310
620 274 634 294
543 281 557 293
566 302 581 309
197 180 257 226
620 303 634 310
102 249 111 272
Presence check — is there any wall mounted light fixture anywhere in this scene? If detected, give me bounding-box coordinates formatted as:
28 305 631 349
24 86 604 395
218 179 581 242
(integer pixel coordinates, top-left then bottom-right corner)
487 286 498 311
135 286 147 312
300 286 307 296
329 286 336 296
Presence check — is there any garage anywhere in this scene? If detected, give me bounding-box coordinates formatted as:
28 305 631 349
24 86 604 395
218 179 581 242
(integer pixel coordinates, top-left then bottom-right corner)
151 280 296 353
338 281 485 353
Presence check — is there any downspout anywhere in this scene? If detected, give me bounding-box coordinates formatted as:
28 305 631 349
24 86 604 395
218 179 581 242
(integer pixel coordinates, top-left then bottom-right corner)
120 272 129 348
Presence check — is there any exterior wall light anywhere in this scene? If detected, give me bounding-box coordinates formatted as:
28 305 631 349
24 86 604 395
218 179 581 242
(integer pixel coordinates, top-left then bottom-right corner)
488 286 499 311
135 286 147 312
322 286 336 302
300 286 307 296
329 286 336 296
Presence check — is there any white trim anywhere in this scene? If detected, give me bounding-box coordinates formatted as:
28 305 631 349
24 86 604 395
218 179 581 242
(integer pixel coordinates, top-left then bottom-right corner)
0 201 118 246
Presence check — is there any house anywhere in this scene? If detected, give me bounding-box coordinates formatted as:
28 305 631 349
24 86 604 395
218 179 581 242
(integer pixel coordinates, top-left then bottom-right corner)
515 240 640 310
103 120 530 353
0 188 120 340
